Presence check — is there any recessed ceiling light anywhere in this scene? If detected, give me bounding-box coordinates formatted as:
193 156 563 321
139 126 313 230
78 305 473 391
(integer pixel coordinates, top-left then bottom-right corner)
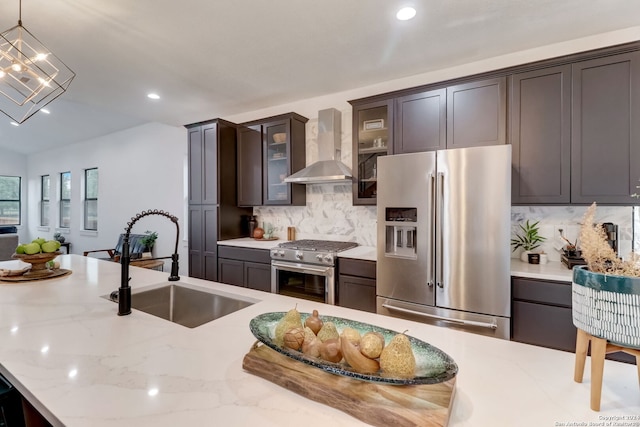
147 93 160 100
396 6 416 20
10 121 19 126
41 108 50 114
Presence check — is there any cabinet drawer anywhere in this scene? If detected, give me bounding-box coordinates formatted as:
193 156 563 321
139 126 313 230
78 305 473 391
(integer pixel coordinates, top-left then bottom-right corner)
339 258 376 279
217 246 271 264
512 277 571 307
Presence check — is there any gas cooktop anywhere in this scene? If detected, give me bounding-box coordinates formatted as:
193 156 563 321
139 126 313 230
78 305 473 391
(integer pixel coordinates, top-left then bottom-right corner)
277 239 358 252
271 240 358 265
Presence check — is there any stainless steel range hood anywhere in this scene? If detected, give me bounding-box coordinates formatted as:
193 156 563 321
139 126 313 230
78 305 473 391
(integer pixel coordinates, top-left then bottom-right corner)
284 108 353 184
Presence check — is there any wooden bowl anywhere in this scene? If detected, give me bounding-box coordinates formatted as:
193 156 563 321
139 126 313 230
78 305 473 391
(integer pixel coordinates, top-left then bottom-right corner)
273 133 286 143
12 252 61 272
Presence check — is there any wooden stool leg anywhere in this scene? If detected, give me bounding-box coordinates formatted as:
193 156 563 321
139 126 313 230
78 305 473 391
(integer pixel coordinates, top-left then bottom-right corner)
574 329 590 383
590 336 607 411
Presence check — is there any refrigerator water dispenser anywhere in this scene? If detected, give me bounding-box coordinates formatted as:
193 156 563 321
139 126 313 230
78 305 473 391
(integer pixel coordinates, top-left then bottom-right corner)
384 207 417 259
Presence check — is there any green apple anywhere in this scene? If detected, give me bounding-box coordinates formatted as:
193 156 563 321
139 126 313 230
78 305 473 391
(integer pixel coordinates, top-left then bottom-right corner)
15 244 25 254
41 241 59 253
24 242 41 255
32 237 46 245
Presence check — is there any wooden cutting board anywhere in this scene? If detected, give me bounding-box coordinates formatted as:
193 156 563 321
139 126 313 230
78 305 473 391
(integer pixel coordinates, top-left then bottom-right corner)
242 342 456 427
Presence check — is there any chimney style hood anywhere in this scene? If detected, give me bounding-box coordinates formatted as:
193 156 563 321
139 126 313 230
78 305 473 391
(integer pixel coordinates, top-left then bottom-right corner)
284 108 353 184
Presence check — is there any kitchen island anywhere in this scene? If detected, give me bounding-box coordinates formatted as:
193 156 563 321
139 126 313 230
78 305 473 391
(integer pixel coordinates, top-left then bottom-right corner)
0 255 637 427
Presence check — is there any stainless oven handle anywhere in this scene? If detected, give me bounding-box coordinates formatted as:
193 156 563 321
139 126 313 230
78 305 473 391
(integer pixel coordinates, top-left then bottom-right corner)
271 261 333 276
381 303 498 330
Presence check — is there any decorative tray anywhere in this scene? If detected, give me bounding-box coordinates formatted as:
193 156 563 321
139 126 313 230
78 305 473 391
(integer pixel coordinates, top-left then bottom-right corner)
253 237 279 241
249 312 458 385
0 260 31 277
0 269 71 282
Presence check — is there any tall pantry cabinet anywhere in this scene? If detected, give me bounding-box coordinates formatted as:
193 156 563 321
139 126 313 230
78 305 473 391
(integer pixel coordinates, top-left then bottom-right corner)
185 119 253 280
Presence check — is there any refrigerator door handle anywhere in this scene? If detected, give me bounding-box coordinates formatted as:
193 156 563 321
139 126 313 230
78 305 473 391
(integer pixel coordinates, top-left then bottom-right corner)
428 172 436 288
382 303 498 330
435 172 444 289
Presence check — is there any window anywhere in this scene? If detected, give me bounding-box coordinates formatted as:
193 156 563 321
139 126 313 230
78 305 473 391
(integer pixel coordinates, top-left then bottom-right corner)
0 175 20 225
59 171 71 228
41 175 50 226
84 168 98 230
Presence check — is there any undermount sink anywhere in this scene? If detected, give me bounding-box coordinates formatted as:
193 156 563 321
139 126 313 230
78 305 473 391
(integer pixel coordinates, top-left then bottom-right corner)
106 283 259 328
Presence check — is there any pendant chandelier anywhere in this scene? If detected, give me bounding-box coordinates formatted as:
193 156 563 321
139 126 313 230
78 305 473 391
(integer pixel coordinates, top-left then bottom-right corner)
0 0 75 124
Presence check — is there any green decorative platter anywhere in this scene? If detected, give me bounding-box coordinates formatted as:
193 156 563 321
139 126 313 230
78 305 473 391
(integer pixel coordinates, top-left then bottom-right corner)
249 312 458 385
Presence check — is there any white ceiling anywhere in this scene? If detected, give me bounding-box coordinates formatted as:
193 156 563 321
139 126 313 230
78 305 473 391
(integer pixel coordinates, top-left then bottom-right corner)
0 0 638 155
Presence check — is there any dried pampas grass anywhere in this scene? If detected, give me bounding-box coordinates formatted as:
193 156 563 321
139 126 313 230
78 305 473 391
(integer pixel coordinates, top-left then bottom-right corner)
580 202 640 276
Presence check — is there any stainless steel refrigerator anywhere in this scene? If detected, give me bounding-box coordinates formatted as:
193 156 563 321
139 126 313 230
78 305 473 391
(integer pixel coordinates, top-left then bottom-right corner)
376 144 512 339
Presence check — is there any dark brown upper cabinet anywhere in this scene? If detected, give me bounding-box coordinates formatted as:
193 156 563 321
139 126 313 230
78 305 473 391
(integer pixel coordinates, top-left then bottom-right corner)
237 124 263 207
571 51 640 204
239 113 308 206
511 65 571 204
349 42 640 206
350 99 393 205
394 88 446 153
446 76 507 149
262 114 307 206
188 123 219 205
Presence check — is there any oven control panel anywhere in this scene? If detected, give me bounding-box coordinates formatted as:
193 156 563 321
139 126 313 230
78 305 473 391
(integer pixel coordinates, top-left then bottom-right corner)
270 248 335 265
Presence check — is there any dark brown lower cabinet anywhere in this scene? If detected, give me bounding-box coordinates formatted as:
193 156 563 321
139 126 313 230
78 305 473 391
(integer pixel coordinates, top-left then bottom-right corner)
338 258 376 313
511 276 634 363
217 246 271 292
189 205 218 281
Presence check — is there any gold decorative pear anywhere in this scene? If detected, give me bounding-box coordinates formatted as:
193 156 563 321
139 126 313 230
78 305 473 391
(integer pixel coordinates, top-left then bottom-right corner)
379 332 416 378
274 307 302 346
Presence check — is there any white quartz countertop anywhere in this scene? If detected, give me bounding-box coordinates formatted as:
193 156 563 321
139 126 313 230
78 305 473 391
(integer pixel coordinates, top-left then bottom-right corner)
337 245 376 261
510 258 574 282
217 237 287 250
1 255 637 427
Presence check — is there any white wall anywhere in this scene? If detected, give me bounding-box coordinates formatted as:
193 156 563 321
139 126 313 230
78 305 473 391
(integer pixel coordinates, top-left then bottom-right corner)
226 27 640 124
26 122 188 272
0 149 28 242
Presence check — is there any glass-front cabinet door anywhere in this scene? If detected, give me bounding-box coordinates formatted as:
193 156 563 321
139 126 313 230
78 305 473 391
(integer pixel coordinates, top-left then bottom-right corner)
352 99 393 205
263 119 291 205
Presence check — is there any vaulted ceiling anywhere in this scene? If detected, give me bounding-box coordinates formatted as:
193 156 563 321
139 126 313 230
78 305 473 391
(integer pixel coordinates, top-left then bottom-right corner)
0 0 638 154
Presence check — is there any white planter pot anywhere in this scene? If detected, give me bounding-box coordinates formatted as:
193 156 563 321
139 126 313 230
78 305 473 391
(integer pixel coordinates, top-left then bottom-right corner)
520 251 531 262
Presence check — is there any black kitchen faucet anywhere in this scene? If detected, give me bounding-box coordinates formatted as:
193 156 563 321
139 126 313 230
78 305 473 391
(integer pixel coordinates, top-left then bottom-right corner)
118 209 180 316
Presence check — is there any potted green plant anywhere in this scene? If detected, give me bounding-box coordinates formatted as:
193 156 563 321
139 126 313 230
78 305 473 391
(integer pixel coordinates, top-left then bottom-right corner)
140 231 158 257
511 220 546 263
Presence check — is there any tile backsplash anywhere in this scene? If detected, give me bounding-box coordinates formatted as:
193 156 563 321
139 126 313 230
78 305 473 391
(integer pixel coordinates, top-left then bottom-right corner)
511 205 633 261
254 185 377 246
